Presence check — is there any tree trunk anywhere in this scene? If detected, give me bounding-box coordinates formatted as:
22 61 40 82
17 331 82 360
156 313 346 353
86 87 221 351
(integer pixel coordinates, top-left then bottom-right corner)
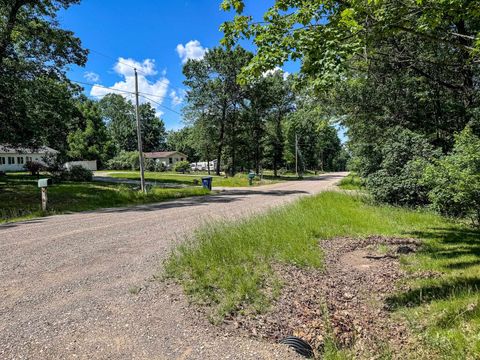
229 105 237 177
215 107 226 176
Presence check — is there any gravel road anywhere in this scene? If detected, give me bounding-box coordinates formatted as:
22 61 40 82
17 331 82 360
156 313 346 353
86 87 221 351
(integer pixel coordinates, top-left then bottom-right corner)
0 173 346 360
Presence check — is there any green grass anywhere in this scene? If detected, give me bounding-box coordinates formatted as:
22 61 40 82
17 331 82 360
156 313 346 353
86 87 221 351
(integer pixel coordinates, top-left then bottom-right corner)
99 170 286 187
0 173 209 223
165 191 480 358
165 192 448 317
338 172 364 190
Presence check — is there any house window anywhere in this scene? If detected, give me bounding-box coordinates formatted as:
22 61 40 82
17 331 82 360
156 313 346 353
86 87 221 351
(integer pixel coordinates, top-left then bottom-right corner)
0 157 5 165
169 157 172 164
8 157 15 164
17 157 24 164
26 156 32 162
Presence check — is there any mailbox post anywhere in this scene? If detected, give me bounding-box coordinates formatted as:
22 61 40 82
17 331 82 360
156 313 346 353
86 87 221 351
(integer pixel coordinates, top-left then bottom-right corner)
248 171 256 186
38 179 52 211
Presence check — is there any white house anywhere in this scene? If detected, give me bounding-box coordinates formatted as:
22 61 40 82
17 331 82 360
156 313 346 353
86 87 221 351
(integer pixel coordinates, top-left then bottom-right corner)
0 145 57 172
144 151 188 169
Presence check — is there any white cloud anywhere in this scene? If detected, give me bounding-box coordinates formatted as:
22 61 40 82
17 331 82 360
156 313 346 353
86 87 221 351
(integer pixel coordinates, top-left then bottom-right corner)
113 57 158 76
262 66 290 80
169 89 184 106
84 71 100 82
90 57 169 115
176 40 207 63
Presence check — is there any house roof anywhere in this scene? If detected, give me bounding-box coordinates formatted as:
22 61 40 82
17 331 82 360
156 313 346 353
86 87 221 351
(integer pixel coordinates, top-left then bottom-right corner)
144 151 187 159
0 145 58 154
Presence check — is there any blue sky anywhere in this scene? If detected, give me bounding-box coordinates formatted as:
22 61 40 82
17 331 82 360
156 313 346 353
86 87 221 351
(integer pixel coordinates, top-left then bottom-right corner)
59 0 299 130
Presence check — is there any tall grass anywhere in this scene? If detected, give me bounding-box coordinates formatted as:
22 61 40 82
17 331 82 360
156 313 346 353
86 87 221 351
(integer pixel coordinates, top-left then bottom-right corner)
165 191 449 320
338 172 364 190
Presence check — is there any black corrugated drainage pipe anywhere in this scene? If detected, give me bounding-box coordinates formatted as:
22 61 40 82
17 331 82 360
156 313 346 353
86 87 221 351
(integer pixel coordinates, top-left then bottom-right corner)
279 336 314 358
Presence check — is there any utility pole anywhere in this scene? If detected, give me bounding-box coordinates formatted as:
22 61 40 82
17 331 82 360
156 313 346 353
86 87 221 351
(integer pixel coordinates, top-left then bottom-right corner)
134 68 146 193
295 133 298 178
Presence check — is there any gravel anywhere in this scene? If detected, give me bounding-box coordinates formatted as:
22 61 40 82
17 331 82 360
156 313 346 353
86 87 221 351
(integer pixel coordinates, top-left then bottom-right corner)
0 172 346 359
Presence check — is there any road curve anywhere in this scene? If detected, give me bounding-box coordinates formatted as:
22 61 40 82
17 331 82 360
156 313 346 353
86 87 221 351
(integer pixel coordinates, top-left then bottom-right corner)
0 172 347 360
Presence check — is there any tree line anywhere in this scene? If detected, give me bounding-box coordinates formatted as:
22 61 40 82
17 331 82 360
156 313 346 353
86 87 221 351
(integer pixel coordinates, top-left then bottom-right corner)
169 46 347 176
221 0 480 224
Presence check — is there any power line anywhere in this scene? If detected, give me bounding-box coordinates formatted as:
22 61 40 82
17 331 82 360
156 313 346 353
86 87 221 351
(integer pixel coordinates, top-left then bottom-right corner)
71 79 136 96
70 79 183 116
88 48 185 89
139 94 182 116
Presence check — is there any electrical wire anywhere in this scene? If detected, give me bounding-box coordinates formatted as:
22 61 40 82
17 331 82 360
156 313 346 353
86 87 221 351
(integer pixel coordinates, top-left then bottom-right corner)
139 94 182 116
70 79 182 116
88 48 185 89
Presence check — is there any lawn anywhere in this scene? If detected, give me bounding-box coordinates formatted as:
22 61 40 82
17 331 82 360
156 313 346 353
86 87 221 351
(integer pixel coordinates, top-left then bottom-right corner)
0 173 209 223
165 191 480 359
98 170 296 187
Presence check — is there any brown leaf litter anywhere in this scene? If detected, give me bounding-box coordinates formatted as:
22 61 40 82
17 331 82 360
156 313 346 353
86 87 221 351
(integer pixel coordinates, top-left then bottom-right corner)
222 236 439 358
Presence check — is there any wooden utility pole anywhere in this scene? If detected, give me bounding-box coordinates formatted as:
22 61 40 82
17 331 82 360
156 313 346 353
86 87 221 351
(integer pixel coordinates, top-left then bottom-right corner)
295 133 298 178
134 68 146 193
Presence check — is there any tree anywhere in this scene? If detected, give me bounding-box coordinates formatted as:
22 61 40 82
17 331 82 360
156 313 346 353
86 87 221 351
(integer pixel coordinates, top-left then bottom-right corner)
0 0 87 147
283 95 342 173
139 103 167 152
262 72 294 176
99 94 166 154
67 99 113 165
166 127 199 163
183 46 252 175
424 127 480 226
99 94 137 152
220 0 480 209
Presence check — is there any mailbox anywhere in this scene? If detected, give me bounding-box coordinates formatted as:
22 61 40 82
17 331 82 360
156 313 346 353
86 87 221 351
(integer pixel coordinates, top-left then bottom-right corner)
248 171 256 186
38 178 53 188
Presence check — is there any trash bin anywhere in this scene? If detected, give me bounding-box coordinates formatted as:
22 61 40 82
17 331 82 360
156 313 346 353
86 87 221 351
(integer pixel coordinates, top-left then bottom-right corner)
201 176 213 190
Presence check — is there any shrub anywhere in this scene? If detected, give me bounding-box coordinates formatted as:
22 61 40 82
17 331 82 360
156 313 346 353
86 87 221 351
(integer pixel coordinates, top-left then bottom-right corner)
107 151 139 170
25 161 43 176
42 153 67 180
174 160 190 173
145 159 167 172
366 128 439 207
65 165 93 182
423 128 480 226
155 162 167 172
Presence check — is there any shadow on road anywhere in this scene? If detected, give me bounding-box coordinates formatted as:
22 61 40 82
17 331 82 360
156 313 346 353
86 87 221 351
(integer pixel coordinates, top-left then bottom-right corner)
96 189 309 214
0 188 311 230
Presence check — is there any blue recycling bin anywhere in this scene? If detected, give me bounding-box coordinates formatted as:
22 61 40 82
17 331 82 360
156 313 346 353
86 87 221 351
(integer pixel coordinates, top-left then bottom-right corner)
201 176 213 190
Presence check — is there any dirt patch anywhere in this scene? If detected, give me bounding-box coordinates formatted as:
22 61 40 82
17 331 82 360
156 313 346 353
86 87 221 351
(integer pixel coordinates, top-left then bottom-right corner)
223 236 436 358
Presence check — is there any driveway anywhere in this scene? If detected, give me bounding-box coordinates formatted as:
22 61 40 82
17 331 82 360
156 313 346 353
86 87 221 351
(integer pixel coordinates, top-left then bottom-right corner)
0 172 347 360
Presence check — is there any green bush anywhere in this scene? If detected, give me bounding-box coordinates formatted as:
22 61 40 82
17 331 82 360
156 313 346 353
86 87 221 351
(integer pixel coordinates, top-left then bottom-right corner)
145 159 167 172
107 151 139 170
424 128 480 226
65 165 93 182
174 160 190 173
366 128 439 207
43 153 68 180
